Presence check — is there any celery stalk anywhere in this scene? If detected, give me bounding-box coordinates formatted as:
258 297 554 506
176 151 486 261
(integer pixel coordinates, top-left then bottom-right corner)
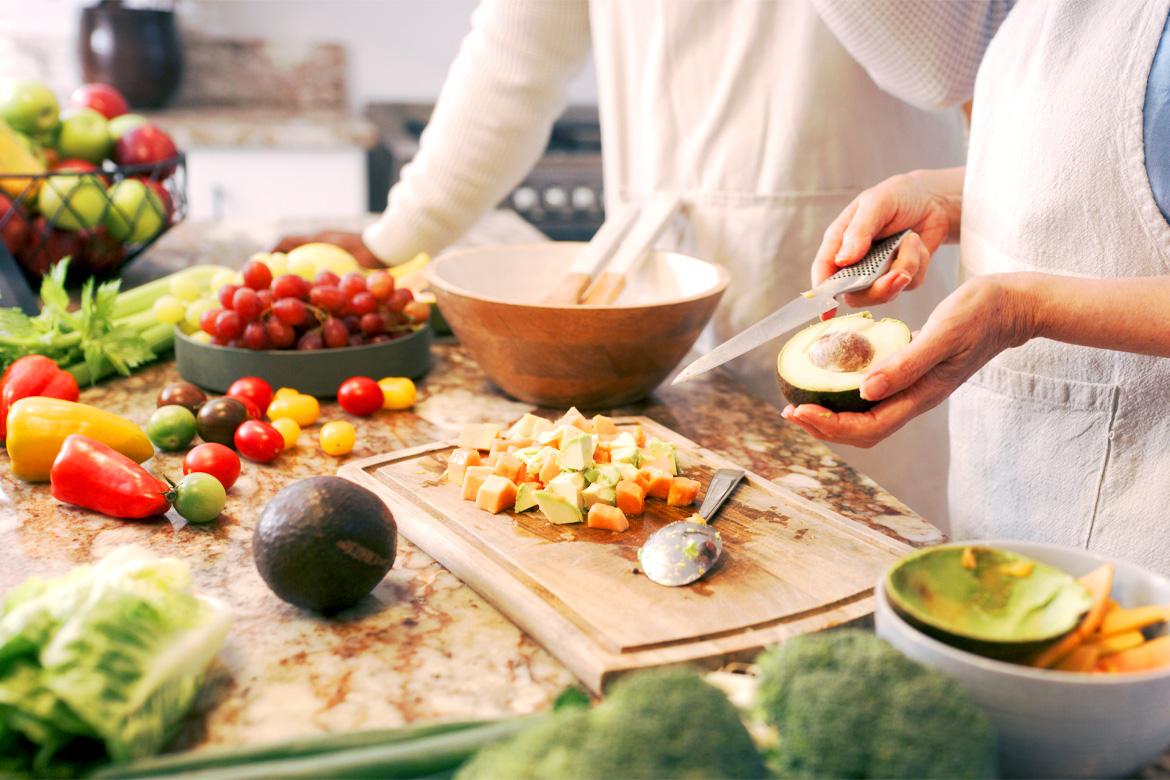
65 323 174 385
111 265 230 320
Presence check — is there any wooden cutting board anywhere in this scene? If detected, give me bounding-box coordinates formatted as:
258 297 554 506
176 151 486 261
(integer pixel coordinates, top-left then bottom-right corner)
339 416 911 692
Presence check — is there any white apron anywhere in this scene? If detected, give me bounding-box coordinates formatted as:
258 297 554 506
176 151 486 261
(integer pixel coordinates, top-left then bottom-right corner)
952 0 1170 572
590 0 967 528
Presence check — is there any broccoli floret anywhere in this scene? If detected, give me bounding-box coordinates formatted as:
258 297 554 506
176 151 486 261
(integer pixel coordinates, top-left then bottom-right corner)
756 630 997 779
457 667 767 779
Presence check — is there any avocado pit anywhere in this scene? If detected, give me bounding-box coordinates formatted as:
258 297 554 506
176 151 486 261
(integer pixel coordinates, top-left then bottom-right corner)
807 330 875 373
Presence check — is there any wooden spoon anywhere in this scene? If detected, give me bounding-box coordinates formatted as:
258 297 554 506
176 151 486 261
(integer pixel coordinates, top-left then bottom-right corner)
542 201 640 304
582 192 681 305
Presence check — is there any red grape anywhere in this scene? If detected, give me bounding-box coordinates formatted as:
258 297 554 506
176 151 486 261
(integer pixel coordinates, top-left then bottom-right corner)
243 321 269 350
360 312 385 335
403 300 431 323
242 260 273 290
309 285 345 314
297 330 324 350
265 318 295 348
232 287 263 320
370 333 392 343
315 270 340 287
227 339 243 349
387 287 414 313
339 272 366 298
210 335 229 346
215 309 244 340
348 334 365 347
272 274 309 300
322 317 349 348
367 270 394 300
257 289 273 309
272 297 307 326
349 291 377 315
342 314 361 333
200 307 222 336
218 284 239 309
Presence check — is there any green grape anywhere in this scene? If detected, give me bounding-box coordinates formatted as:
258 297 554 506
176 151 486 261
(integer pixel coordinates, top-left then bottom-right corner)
189 330 213 344
152 294 186 324
185 298 218 329
170 275 202 302
209 269 241 292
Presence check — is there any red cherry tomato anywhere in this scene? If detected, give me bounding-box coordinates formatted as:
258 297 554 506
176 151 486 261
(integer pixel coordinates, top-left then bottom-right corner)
233 420 284 463
337 376 383 416
227 376 273 416
183 443 241 490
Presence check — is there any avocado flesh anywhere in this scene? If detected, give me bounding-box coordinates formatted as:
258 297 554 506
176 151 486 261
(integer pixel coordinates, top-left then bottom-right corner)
777 312 911 413
514 482 539 512
535 491 583 525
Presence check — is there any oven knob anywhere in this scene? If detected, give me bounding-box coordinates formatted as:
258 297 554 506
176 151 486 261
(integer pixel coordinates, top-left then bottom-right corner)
571 186 596 211
544 186 568 209
512 187 538 211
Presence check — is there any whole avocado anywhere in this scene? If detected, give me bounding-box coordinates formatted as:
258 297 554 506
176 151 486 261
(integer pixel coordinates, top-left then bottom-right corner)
253 476 396 613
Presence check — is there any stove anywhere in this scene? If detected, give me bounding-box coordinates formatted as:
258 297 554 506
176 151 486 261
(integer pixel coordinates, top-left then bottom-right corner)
365 103 604 242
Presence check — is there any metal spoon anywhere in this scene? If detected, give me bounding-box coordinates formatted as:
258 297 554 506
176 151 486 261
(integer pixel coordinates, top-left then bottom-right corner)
638 468 746 586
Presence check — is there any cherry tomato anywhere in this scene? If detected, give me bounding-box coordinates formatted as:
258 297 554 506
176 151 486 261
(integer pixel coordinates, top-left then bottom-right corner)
183 443 241 490
269 416 301 449
337 376 383 416
171 472 227 524
320 420 356 456
227 376 274 416
378 377 416 410
273 386 300 401
234 420 284 463
266 393 319 426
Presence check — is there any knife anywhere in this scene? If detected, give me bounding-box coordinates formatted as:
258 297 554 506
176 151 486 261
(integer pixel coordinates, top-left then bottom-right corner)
672 230 911 385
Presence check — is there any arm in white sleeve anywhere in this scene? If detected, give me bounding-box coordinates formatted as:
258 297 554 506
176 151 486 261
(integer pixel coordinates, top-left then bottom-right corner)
363 0 591 263
811 0 1013 110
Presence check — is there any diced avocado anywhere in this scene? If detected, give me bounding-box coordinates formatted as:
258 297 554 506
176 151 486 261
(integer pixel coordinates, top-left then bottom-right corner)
537 424 580 447
609 431 637 450
611 445 642 467
591 464 622 487
616 463 639 481
642 440 679 475
547 471 585 508
557 433 596 471
506 413 545 439
514 482 539 513
583 467 601 484
582 483 617 508
512 445 543 465
535 490 583 525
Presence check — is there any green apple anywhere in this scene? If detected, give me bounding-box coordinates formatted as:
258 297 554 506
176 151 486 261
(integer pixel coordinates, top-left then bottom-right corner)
37 173 107 231
104 179 164 242
55 108 111 164
107 113 148 141
0 79 59 136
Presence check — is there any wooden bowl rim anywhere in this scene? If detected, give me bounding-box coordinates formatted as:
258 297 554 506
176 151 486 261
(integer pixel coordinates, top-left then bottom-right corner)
425 242 729 311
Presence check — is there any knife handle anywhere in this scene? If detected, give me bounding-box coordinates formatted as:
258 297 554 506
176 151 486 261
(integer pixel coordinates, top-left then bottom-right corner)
821 229 911 296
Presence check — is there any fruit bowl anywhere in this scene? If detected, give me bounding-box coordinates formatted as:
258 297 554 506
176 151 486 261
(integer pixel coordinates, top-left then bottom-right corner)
174 324 431 398
426 242 728 408
0 153 187 283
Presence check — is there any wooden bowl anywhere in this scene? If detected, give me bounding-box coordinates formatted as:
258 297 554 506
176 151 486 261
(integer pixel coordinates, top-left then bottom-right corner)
427 242 727 408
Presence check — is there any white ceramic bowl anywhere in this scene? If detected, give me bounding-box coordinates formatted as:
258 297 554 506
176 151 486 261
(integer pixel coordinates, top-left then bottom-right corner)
875 539 1170 779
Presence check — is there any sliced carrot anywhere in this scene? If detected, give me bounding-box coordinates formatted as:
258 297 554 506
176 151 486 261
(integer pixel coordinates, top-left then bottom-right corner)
1086 631 1146 658
446 448 482 486
616 479 645 516
1099 605 1170 638
460 466 495 501
1030 630 1083 669
493 453 525 483
476 475 517 514
1054 644 1100 673
1098 636 1170 673
667 477 701 507
1075 564 1115 638
587 503 629 532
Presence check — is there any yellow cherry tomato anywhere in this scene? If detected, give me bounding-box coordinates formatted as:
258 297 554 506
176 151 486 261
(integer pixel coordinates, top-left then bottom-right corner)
378 377 416 410
269 417 301 450
266 393 319 427
273 386 300 402
320 420 355 456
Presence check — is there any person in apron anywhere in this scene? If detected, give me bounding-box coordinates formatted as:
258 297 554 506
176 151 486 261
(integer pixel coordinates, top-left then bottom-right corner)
791 0 1170 573
277 0 971 529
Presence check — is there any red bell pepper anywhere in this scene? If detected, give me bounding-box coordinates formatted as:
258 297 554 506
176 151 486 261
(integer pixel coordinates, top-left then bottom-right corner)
0 355 79 439
50 434 170 519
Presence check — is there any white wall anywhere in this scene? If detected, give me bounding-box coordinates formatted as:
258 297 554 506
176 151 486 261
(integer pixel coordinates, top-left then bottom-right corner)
0 0 598 109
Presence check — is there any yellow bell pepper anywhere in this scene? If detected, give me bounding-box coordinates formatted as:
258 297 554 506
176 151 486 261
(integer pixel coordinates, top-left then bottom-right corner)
6 397 154 482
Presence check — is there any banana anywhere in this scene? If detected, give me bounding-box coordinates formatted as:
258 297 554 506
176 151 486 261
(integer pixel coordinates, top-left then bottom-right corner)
0 119 45 200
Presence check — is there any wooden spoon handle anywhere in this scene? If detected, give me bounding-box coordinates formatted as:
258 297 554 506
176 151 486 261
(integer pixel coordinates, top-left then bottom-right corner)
581 271 625 306
543 272 593 305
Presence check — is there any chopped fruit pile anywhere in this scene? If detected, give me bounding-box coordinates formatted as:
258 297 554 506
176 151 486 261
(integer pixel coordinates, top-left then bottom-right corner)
446 407 702 532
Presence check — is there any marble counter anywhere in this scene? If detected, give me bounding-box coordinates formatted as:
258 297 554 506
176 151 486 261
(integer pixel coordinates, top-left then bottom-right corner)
0 216 942 755
144 108 379 151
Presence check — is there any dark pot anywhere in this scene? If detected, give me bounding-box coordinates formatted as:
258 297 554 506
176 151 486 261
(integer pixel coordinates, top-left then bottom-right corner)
79 0 183 109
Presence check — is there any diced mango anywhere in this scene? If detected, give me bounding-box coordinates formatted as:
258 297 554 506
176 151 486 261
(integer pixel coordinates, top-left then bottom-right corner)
587 503 629 532
446 448 482 486
558 407 592 432
594 444 612 464
504 437 534 450
1098 636 1170 673
494 453 525 483
615 479 645 516
531 417 554 437
460 466 495 501
667 477 701 507
505 413 544 439
457 423 501 451
488 439 509 460
1086 631 1146 658
476 474 518 514
642 456 675 475
1099 605 1170 637
592 415 618 437
637 467 672 500
539 457 561 486
633 425 646 447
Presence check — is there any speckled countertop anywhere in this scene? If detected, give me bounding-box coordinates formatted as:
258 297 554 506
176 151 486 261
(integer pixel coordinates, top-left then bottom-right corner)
0 215 942 754
142 108 379 151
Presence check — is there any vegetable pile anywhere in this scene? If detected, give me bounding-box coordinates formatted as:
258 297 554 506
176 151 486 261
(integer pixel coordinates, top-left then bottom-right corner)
0 545 230 776
448 407 703 533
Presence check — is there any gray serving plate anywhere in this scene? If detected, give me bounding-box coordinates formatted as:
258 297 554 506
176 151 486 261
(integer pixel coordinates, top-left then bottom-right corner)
174 325 431 397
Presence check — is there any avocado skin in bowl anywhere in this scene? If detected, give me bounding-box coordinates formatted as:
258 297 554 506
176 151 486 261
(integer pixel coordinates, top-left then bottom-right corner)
886 545 1093 661
776 312 911 413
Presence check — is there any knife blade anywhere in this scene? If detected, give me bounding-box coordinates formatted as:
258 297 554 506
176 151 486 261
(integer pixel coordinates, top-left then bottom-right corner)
672 230 911 385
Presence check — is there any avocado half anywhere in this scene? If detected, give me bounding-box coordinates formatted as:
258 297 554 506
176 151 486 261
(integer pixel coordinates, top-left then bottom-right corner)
776 312 911 413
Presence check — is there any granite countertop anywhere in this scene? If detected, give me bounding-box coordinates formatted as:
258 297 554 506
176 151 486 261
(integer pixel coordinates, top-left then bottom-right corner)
0 214 941 753
143 107 379 151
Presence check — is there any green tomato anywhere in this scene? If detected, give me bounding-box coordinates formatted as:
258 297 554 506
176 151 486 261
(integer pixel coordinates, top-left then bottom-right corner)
147 404 197 451
173 472 227 524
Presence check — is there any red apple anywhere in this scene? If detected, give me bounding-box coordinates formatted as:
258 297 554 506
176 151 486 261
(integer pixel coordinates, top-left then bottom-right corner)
0 193 30 255
51 158 109 184
69 83 129 120
114 124 178 175
17 216 83 278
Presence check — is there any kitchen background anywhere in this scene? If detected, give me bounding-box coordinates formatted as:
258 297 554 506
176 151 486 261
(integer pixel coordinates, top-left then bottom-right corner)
0 0 602 238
